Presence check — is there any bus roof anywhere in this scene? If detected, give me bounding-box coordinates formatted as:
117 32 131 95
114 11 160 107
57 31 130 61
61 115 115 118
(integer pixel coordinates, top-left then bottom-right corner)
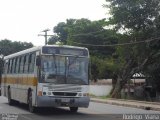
4 45 88 60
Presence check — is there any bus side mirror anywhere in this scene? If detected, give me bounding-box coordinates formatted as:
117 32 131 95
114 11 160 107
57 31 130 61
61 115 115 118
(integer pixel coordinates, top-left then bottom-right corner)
36 56 41 66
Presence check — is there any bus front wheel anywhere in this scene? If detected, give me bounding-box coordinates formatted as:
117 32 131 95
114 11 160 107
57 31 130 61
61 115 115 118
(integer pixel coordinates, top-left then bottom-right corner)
70 107 78 113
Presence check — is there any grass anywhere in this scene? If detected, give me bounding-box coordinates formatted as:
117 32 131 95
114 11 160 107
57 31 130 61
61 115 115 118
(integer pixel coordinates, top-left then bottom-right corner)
89 94 111 99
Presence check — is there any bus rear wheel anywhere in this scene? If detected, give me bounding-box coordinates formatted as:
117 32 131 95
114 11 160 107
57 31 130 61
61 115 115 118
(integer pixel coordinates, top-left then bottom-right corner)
8 88 14 105
28 92 36 113
70 107 78 113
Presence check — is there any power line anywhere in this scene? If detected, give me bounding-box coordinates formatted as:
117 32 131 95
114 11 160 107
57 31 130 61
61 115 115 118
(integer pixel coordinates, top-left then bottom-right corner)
72 37 160 47
71 29 105 37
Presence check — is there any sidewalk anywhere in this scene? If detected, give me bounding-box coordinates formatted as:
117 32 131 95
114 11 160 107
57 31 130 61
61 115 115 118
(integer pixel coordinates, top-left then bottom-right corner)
91 98 160 111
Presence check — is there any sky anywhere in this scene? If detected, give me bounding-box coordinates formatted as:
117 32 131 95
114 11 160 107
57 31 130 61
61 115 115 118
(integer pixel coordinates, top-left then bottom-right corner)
0 0 107 46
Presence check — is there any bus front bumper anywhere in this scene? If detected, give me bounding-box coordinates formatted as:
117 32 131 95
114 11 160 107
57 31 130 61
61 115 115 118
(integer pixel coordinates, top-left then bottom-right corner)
36 96 90 108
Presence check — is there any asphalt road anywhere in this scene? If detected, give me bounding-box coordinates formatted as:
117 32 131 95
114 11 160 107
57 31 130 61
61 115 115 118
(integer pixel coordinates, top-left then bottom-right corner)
0 96 159 120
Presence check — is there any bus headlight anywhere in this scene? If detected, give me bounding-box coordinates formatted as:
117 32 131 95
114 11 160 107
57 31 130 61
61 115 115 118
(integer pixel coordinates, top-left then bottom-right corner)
77 93 89 97
77 93 82 97
83 93 89 97
48 92 52 96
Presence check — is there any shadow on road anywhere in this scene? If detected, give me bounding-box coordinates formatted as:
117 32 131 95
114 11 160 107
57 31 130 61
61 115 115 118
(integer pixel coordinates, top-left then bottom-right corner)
5 102 83 115
35 107 83 116
3 103 121 120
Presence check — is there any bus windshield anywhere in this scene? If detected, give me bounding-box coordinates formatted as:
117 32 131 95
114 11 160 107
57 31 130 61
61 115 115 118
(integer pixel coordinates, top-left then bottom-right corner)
41 55 89 85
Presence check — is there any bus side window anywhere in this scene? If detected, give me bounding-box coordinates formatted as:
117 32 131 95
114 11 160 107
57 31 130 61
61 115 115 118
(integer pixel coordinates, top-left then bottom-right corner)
9 59 12 74
24 54 29 73
20 56 24 73
28 53 35 73
4 61 8 74
18 57 21 73
7 60 10 74
23 55 26 73
12 58 16 73
15 57 20 74
14 58 17 73
28 54 32 73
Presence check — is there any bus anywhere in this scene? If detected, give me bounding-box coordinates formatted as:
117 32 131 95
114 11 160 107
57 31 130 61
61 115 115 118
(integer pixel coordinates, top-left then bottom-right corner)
1 45 90 112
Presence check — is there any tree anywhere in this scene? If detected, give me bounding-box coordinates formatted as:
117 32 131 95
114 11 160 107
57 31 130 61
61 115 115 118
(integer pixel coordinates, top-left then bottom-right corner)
0 39 34 85
53 18 118 57
66 18 118 57
143 39 160 93
52 18 119 80
105 0 160 98
48 35 59 45
105 0 160 33
0 39 33 56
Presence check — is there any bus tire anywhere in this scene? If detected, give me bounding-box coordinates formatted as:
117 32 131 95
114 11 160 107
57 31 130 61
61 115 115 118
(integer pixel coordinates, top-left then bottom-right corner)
8 88 14 105
70 107 78 113
28 92 36 113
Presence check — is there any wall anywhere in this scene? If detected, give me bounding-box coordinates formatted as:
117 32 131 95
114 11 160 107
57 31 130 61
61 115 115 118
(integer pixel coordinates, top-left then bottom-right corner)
89 85 112 96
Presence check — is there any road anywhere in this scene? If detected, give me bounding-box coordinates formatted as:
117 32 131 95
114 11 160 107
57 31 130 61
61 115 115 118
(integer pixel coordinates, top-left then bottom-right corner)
0 96 159 120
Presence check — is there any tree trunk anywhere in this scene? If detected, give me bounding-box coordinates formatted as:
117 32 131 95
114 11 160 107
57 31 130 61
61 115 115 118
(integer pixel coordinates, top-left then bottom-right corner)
110 74 118 95
110 54 150 98
110 73 131 98
111 76 122 98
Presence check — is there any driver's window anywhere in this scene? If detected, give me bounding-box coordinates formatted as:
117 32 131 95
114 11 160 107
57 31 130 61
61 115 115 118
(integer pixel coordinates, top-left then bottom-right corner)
69 60 80 73
56 56 65 75
42 56 56 73
43 61 48 72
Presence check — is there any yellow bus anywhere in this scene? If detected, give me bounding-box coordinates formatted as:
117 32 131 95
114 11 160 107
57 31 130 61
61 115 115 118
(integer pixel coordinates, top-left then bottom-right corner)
1 45 90 112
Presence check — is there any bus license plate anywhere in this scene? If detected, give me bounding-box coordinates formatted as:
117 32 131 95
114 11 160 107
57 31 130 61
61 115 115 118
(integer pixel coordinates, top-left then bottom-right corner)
61 98 70 103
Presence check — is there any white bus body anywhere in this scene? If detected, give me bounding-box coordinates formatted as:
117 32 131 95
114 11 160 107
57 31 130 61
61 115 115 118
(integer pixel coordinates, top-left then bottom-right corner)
1 45 90 112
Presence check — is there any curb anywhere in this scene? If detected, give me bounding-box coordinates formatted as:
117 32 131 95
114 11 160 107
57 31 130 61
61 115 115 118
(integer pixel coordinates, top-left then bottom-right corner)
90 98 160 111
107 98 160 105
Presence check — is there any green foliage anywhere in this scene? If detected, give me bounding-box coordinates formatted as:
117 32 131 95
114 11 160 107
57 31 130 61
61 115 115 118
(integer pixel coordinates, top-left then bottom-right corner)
50 0 160 93
90 56 100 82
0 39 33 56
53 19 77 44
0 39 34 83
52 18 120 80
48 35 59 44
90 56 120 80
52 18 118 57
66 19 118 57
105 0 160 33
105 0 160 74
104 0 160 97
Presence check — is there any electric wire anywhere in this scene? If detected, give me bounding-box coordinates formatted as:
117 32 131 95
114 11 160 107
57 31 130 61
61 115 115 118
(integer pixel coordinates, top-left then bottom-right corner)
72 36 160 47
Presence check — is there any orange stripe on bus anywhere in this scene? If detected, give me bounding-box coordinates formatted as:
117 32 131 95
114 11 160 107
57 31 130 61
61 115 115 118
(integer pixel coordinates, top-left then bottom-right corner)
1 77 38 86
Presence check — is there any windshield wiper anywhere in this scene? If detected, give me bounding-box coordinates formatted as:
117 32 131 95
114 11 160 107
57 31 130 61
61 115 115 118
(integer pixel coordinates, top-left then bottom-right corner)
52 54 57 74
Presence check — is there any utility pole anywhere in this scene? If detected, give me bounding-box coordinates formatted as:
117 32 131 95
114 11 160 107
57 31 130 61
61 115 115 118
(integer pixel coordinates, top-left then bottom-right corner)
38 29 53 45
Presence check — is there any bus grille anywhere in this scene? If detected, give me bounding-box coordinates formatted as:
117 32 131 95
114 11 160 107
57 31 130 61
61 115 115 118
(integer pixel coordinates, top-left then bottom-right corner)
49 85 82 92
52 92 77 97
